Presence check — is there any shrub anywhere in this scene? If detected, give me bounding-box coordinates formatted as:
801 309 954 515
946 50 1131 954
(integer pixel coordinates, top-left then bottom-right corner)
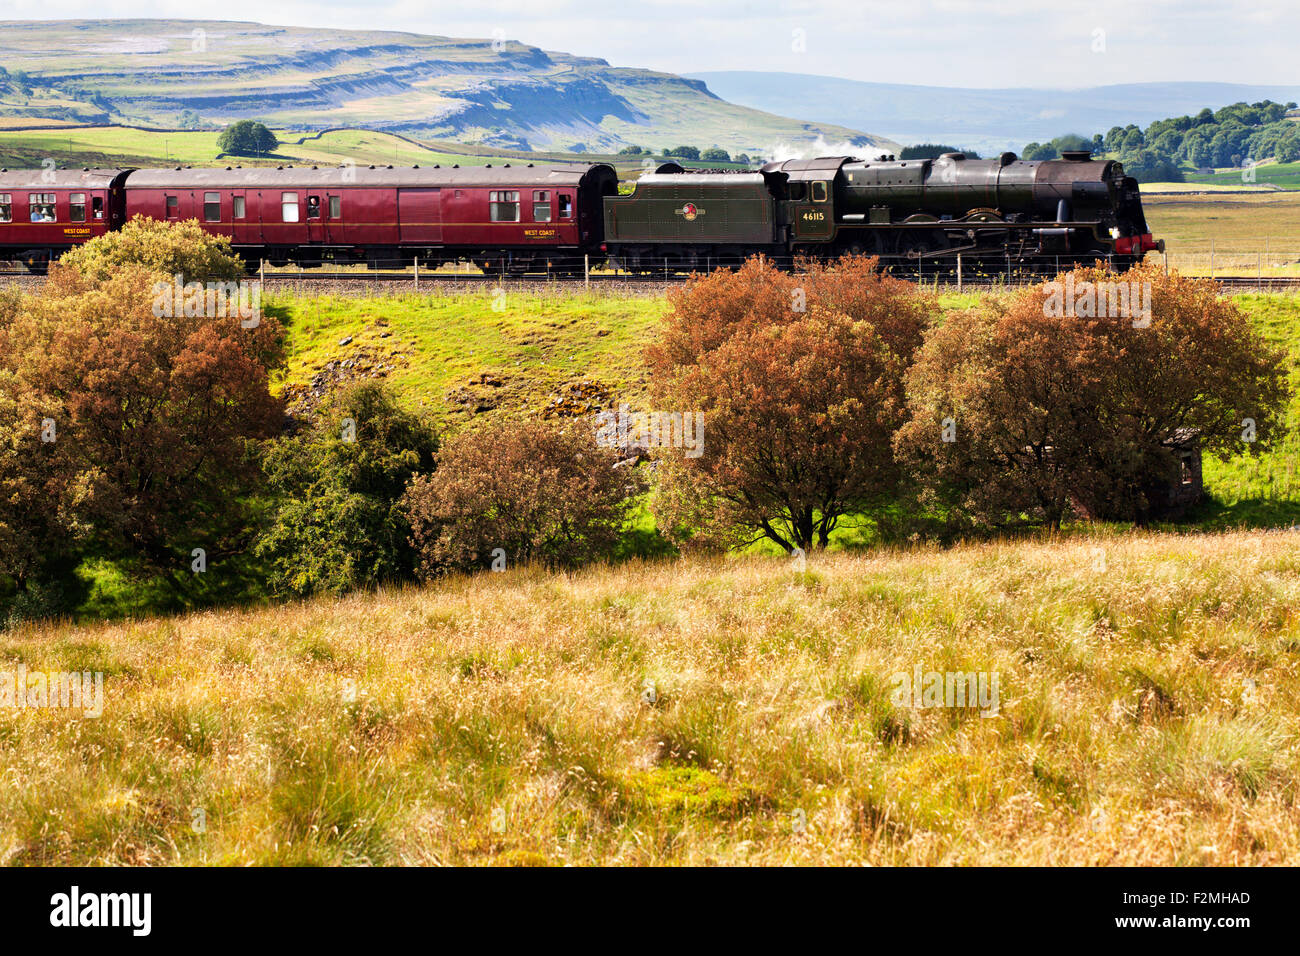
403 418 638 574
256 382 438 596
58 215 246 284
647 256 930 552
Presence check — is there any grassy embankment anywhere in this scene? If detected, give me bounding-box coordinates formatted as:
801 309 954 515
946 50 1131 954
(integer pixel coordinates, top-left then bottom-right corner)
63 284 1300 618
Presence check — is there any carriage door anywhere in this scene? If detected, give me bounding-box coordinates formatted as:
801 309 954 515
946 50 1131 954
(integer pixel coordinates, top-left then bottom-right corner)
230 191 250 245
306 193 324 244
398 188 442 244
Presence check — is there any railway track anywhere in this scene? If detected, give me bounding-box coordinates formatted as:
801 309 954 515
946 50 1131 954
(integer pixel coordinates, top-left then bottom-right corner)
3 267 1300 291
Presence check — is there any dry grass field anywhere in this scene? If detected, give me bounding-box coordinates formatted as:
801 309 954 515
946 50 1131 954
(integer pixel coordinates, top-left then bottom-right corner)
1144 191 1300 275
3 529 1298 866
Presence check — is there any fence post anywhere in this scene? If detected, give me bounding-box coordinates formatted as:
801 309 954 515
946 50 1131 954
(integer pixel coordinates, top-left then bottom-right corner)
956 253 962 293
584 253 590 292
259 258 265 286
1210 239 1214 279
414 257 420 293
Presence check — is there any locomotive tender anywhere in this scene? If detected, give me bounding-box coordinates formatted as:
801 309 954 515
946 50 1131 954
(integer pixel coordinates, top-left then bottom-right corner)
0 150 1160 274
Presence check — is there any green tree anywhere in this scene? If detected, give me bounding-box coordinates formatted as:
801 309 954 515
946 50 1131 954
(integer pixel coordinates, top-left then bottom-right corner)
256 382 439 596
217 120 279 157
701 147 732 163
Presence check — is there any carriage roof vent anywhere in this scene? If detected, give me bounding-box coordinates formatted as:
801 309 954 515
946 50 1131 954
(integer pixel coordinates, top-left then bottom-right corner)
413 164 419 168
368 165 375 169
527 162 534 167
453 164 459 168
225 166 232 170
386 165 392 169
311 165 318 169
503 163 510 167
83 166 89 171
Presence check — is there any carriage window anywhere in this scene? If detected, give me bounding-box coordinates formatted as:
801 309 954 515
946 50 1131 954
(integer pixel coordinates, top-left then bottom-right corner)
69 193 87 223
165 195 179 219
558 193 573 219
812 181 829 202
233 196 246 220
29 193 56 222
329 195 341 219
532 190 551 222
92 196 104 220
0 194 10 223
281 193 300 223
204 192 221 222
788 182 807 201
307 195 321 219
490 190 520 222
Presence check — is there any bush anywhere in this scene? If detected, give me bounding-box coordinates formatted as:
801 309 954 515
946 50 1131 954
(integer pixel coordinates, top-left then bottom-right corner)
403 419 638 574
647 256 931 551
58 215 246 284
256 382 438 596
895 264 1290 528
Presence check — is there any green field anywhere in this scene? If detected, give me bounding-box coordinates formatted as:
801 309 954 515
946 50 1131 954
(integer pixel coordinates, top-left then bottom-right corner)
1183 159 1300 190
0 123 752 179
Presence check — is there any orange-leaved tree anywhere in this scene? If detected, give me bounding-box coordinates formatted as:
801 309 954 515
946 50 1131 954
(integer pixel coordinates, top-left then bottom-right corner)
648 255 932 552
895 264 1289 528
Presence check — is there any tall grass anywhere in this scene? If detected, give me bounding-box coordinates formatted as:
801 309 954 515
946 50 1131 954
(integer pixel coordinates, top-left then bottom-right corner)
2 530 1298 865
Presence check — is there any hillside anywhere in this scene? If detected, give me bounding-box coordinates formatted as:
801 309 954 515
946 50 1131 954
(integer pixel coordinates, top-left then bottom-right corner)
0 19 896 157
4 530 1298 865
688 73 1300 157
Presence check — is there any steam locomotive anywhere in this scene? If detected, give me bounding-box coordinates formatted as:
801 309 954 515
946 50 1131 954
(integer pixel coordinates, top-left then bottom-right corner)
0 150 1160 274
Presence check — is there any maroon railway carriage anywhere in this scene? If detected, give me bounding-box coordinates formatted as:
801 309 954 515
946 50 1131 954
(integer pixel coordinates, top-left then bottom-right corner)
123 163 618 273
0 168 131 271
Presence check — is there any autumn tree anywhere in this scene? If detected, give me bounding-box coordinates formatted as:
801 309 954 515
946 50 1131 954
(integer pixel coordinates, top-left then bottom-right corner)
403 418 637 574
896 264 1289 528
255 381 439 596
648 256 930 552
4 265 283 574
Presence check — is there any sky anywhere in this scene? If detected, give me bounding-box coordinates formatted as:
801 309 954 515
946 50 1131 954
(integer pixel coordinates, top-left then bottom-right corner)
0 0 1295 89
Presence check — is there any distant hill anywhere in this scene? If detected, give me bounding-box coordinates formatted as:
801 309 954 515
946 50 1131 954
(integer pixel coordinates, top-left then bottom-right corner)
688 72 1300 156
0 19 897 157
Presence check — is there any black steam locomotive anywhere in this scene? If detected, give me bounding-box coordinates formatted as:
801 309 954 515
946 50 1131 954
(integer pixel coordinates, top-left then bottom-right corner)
603 151 1162 272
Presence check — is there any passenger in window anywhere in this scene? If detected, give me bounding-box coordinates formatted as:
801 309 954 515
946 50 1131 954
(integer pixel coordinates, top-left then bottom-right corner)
307 196 321 218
